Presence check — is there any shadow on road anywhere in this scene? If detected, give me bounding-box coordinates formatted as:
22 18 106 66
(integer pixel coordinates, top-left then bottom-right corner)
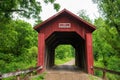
50 65 81 72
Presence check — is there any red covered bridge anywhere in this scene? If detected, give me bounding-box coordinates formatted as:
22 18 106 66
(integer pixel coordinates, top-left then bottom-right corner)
34 9 96 74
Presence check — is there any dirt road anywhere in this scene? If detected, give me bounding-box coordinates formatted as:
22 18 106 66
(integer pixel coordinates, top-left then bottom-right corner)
45 59 102 80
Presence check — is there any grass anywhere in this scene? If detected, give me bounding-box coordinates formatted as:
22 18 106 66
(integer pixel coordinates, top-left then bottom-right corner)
55 57 74 65
31 72 46 80
89 75 101 80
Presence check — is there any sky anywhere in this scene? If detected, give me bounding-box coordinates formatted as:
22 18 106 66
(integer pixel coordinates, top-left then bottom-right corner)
40 0 100 20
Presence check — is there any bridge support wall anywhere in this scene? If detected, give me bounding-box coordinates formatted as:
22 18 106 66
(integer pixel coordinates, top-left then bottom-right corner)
37 33 45 73
86 33 94 74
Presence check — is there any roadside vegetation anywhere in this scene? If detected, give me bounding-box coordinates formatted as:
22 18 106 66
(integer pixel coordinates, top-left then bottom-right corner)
55 45 75 65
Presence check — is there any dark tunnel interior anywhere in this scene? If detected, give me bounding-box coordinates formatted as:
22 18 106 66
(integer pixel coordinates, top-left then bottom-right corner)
45 32 87 72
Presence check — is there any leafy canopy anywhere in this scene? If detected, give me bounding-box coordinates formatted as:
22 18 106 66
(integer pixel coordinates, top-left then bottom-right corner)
92 0 120 35
0 20 37 56
0 0 60 20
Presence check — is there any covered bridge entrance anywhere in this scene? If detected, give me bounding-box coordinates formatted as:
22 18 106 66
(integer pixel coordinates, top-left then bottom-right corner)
34 9 96 74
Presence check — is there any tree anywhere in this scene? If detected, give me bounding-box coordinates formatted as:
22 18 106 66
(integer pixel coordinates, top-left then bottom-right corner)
93 18 115 66
92 0 120 35
77 9 92 23
0 0 60 21
93 17 120 79
0 0 60 74
77 6 120 79
0 20 38 73
92 0 120 56
55 45 75 59
0 20 37 56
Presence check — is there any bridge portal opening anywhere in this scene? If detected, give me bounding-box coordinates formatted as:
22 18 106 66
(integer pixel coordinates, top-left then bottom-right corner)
55 44 75 65
45 32 87 72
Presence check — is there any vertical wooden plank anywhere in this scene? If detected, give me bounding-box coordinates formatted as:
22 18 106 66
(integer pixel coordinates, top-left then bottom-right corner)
85 33 94 74
37 33 45 73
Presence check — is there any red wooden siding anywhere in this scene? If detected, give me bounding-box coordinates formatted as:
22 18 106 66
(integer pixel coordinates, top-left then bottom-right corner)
39 16 89 40
85 33 94 74
37 33 45 73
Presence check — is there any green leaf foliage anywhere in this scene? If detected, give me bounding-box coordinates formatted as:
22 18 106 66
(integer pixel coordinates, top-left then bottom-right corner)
0 20 38 73
0 0 60 20
55 45 75 64
93 0 120 35
73 10 120 79
0 20 37 56
93 17 120 80
53 3 60 11
55 45 75 60
0 0 41 19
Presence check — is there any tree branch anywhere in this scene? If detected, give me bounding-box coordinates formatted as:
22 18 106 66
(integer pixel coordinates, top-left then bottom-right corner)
0 9 25 12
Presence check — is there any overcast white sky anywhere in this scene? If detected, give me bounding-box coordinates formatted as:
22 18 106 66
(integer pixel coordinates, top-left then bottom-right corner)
40 0 100 20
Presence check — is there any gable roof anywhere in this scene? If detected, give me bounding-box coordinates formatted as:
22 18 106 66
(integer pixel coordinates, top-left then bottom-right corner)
34 9 96 32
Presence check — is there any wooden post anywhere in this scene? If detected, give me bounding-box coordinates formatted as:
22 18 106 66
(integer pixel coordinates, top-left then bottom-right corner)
0 72 2 80
85 33 94 74
103 70 106 80
37 33 45 73
16 69 21 80
30 72 33 77
16 75 20 80
29 72 33 80
29 67 33 78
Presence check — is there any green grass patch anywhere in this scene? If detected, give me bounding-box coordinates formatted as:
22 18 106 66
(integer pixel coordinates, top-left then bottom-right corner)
31 72 46 80
89 75 100 80
55 57 74 65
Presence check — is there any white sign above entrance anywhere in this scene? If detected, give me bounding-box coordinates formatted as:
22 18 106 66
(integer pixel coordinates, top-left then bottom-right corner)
59 23 71 28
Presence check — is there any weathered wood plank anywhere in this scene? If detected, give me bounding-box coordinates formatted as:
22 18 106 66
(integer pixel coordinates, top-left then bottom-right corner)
93 66 120 75
0 66 42 79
